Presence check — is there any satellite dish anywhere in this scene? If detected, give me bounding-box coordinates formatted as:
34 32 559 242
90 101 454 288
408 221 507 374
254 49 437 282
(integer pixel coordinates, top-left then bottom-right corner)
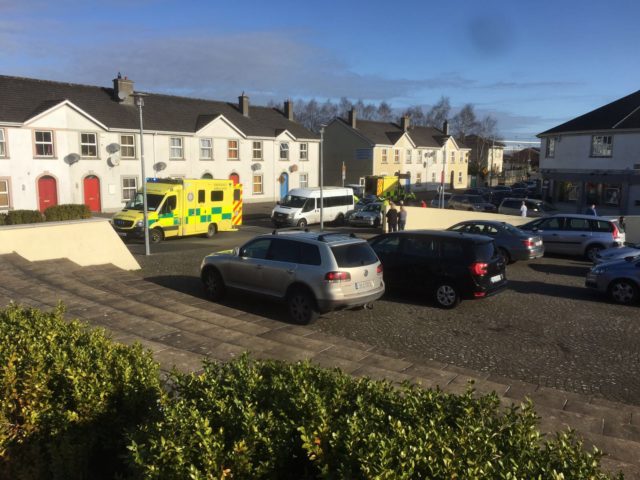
106 143 121 154
108 156 120 167
64 153 81 165
251 163 262 171
154 162 167 172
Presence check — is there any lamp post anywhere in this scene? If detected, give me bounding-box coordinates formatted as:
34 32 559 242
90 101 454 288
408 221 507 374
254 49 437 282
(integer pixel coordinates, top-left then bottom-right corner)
320 124 326 230
132 92 150 256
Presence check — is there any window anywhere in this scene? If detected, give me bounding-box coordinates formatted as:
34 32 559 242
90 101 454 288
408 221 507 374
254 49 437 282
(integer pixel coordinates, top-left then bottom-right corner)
80 133 97 157
545 137 557 158
35 131 54 157
198 189 205 203
121 177 137 201
591 135 612 157
458 172 463 183
228 140 239 160
406 149 412 164
0 129 7 157
280 142 289 160
381 149 388 163
431 172 436 182
211 191 223 202
252 141 262 160
394 149 400 163
416 173 422 185
241 238 271 259
403 237 438 259
121 135 136 158
300 143 308 161
202 173 213 179
170 137 183 159
161 196 177 214
252 174 263 194
299 173 309 188
0 179 10 208
450 152 455 163
200 138 213 160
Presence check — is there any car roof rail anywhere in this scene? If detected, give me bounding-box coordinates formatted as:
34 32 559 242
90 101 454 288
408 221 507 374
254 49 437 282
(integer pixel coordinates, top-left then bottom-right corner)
317 232 358 242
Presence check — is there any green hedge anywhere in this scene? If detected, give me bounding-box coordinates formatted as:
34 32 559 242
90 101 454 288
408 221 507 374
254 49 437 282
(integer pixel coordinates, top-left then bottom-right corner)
44 204 91 222
4 210 44 225
0 304 162 480
0 213 5 226
129 356 618 480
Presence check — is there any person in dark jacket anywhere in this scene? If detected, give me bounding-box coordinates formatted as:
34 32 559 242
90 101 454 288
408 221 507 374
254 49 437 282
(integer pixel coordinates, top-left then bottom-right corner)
386 202 398 232
586 204 598 216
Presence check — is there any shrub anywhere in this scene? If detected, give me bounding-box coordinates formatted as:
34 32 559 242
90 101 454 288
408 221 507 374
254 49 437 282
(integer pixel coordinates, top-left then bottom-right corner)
0 303 162 480
0 213 5 225
44 204 91 222
129 355 617 480
4 210 44 225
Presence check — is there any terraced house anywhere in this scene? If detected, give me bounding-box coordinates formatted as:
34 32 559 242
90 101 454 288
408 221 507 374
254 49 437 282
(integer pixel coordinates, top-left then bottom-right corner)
323 110 470 192
0 74 319 213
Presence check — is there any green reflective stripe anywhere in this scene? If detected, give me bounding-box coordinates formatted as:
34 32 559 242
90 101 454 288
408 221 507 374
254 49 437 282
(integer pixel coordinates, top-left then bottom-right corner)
211 207 222 214
222 213 232 220
188 209 195 216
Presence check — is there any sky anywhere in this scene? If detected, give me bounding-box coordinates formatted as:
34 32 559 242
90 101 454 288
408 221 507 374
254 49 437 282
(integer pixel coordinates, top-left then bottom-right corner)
2 0 640 143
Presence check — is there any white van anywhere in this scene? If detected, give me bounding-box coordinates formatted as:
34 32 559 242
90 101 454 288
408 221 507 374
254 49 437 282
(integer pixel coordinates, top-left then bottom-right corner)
271 187 355 228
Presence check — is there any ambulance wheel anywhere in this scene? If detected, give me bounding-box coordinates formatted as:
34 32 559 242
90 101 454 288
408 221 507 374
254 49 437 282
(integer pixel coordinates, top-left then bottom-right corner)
205 223 217 238
150 228 164 244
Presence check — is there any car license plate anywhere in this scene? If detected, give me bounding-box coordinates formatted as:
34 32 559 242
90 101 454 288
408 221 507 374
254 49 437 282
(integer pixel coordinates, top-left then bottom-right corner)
117 231 127 237
490 274 502 283
535 240 542 246
355 280 373 290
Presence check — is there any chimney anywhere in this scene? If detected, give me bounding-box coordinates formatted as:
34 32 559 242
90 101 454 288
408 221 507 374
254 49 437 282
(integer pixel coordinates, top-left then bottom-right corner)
113 72 134 105
443 120 449 136
348 108 357 128
239 93 249 117
401 115 410 132
284 99 294 121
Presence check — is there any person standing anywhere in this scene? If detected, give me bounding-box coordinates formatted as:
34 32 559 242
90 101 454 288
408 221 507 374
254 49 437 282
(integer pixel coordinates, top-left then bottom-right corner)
398 202 408 231
386 202 398 232
520 201 528 217
420 199 427 208
586 204 598 216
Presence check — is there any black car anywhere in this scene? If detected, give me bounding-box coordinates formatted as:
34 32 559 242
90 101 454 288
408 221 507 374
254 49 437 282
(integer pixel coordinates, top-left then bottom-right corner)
448 194 497 212
368 230 507 308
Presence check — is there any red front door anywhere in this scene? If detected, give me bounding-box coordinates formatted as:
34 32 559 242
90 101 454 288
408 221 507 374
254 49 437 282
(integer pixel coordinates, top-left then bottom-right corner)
38 176 58 212
84 175 101 212
229 173 240 185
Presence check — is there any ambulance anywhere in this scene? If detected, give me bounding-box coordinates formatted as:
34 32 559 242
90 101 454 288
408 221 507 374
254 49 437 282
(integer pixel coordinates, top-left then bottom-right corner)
112 178 242 243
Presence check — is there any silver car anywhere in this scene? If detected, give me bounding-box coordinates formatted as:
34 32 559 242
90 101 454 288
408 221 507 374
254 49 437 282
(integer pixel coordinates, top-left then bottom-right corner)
586 256 640 305
349 202 383 228
593 243 640 264
519 214 625 261
200 231 385 324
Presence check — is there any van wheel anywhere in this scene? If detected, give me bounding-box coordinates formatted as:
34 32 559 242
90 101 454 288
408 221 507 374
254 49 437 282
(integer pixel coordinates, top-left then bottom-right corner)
434 282 460 309
585 244 603 262
297 218 308 229
150 228 164 244
335 213 345 225
204 223 217 238
287 287 319 325
203 268 225 301
608 279 638 305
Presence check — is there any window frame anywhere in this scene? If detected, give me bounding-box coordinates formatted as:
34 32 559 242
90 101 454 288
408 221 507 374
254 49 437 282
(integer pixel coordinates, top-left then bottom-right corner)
394 149 400 164
279 142 290 161
34 130 55 157
458 171 463 183
405 149 412 164
300 142 308 161
199 138 213 160
545 136 557 158
169 136 184 160
80 132 98 158
120 134 136 159
121 176 138 202
228 140 239 161
381 148 388 164
299 173 309 188
0 128 8 158
0 177 11 209
252 173 264 195
590 135 613 157
252 141 263 161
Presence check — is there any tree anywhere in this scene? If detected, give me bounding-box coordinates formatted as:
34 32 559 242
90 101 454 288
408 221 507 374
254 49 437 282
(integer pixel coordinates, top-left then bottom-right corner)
477 115 498 140
377 101 393 122
403 106 425 126
425 96 451 129
338 97 353 117
451 103 478 141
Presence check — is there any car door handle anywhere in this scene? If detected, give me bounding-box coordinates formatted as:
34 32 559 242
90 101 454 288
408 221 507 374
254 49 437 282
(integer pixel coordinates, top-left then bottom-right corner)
286 269 295 274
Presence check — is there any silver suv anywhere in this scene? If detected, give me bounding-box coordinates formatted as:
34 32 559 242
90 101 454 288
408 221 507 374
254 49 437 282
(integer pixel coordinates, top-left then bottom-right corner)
200 231 385 324
519 214 625 261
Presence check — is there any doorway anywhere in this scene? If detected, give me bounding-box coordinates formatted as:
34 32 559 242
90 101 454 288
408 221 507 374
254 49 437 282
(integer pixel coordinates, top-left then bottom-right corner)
229 173 240 185
83 175 101 212
279 172 289 199
38 175 58 212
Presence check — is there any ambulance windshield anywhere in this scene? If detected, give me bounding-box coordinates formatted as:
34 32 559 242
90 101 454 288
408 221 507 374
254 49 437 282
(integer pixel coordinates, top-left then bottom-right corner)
125 193 164 211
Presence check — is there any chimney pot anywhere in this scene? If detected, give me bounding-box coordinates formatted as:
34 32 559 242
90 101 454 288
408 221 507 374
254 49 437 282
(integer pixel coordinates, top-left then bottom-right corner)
113 74 134 105
401 115 410 132
284 99 294 121
348 108 357 128
239 94 249 117
443 120 449 136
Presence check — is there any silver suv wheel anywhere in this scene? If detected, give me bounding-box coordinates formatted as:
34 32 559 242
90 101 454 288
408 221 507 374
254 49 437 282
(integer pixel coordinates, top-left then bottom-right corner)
288 289 319 324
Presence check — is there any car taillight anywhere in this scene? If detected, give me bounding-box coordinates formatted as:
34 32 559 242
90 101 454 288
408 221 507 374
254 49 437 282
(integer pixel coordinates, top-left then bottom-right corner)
376 264 383 274
325 271 351 282
612 223 620 239
522 239 535 248
470 262 488 276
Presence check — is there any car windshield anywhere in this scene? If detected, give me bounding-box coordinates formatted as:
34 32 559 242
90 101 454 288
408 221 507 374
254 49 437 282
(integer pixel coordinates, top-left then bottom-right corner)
125 193 164 211
500 223 524 235
331 243 379 267
280 195 307 208
363 204 380 212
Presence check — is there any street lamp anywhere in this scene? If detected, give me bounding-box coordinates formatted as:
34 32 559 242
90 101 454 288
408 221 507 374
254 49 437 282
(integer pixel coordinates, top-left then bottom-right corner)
132 92 150 256
320 124 327 230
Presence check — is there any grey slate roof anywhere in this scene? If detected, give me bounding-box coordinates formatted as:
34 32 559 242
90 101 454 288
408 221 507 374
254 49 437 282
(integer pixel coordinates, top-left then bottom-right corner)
0 75 319 139
338 118 446 148
539 89 640 136
462 134 505 149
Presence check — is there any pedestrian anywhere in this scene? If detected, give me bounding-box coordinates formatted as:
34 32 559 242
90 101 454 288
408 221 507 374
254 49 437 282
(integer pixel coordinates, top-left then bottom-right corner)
619 216 626 231
420 199 427 208
586 204 598 216
520 200 528 217
386 202 398 232
398 202 408 231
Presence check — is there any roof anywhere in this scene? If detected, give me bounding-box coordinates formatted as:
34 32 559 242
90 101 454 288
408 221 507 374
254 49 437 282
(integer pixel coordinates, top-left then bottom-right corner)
337 118 446 148
0 75 319 139
539 89 640 136
462 134 505 148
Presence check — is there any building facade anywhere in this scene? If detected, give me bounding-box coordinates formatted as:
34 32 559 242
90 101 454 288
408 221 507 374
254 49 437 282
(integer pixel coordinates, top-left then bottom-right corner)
0 75 320 213
538 89 640 214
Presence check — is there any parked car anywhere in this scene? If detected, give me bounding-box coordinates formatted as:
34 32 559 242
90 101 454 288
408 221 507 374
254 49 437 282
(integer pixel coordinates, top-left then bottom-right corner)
464 188 492 202
488 190 512 207
586 256 640 305
509 188 530 198
519 214 625 261
448 194 497 212
200 231 385 324
349 202 384 228
498 198 557 217
491 185 512 192
368 230 507 308
593 243 640 264
447 220 544 263
430 192 452 208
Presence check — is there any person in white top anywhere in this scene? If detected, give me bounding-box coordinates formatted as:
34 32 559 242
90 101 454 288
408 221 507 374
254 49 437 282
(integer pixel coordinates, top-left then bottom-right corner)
520 201 528 217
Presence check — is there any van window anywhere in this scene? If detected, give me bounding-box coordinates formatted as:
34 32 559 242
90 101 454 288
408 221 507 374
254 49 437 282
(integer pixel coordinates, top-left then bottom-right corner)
281 195 306 208
198 190 205 203
211 191 223 202
302 198 315 213
331 243 378 267
161 195 177 214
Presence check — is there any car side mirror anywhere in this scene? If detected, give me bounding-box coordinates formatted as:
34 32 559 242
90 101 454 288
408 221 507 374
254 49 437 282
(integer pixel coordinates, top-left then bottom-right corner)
234 247 242 257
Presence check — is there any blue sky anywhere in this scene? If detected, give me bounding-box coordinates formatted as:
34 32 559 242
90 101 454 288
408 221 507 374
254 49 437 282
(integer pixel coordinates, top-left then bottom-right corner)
2 0 640 142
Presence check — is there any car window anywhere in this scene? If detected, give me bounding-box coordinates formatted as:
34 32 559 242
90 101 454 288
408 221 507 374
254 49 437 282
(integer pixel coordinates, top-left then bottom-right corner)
539 217 563 230
241 238 271 259
592 220 613 233
370 235 401 254
467 224 484 234
481 224 499 235
267 238 300 263
331 242 378 267
441 240 465 259
298 243 322 266
302 198 315 213
473 241 496 262
403 236 438 258
448 224 468 232
564 218 590 231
